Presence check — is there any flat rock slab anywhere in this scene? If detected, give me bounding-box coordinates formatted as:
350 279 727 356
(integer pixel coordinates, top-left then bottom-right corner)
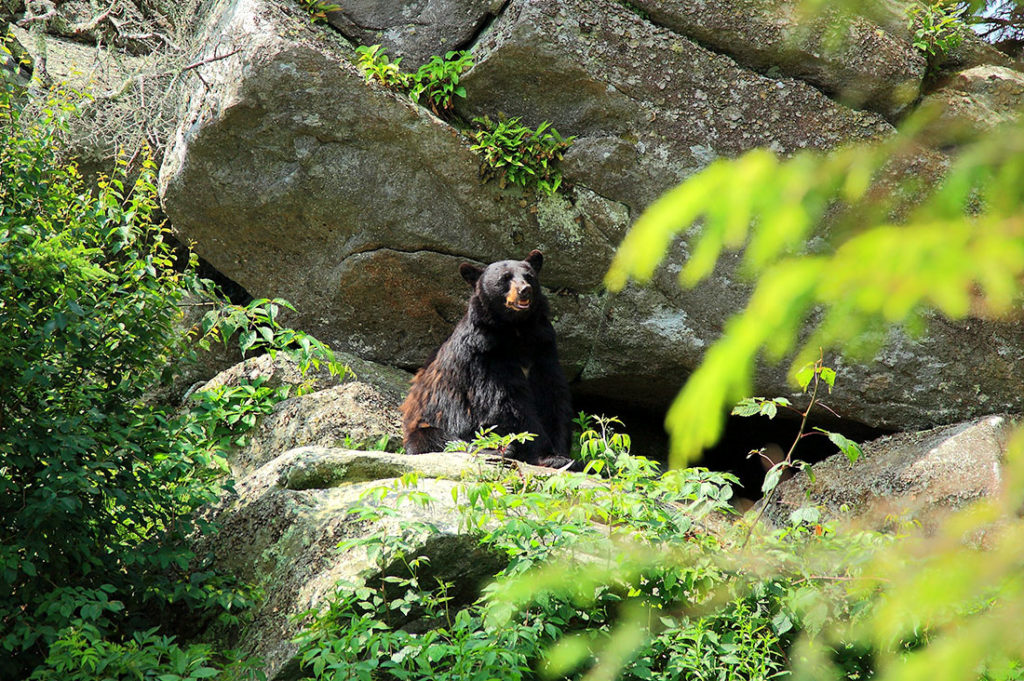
763 415 1013 531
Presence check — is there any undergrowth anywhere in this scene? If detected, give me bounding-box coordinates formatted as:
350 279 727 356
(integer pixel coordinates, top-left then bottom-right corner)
1 80 344 680
294 417 892 681
470 115 575 196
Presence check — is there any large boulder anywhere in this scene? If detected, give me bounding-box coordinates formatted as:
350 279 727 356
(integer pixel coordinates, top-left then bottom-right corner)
194 353 410 477
160 0 1024 437
919 64 1024 145
626 0 926 120
458 0 894 214
762 415 1013 531
159 0 628 369
324 0 501 68
201 446 510 681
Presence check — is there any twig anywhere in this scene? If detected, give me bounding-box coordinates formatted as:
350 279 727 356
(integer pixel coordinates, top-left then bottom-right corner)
792 574 887 585
71 1 117 34
16 1 57 27
182 47 243 73
741 351 826 551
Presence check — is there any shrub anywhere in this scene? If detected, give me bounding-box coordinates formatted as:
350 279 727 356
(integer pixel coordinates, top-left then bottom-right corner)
470 115 575 196
0 81 344 679
906 1 968 61
354 44 412 90
410 51 475 116
294 424 860 681
354 45 473 116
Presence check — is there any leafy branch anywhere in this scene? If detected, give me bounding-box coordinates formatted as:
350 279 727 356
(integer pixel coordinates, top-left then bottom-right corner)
733 352 863 548
605 112 1024 464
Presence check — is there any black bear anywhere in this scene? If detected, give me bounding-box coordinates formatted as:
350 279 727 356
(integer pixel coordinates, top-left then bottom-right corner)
400 250 578 469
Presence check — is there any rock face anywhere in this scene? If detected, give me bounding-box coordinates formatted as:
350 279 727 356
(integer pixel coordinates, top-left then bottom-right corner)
159 0 1024 436
202 446 509 681
160 0 629 370
627 0 926 119
919 65 1024 144
763 415 1012 531
324 0 500 68
195 353 410 477
458 0 893 213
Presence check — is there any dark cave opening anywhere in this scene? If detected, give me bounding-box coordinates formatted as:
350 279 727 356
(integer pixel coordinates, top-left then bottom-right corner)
573 391 892 501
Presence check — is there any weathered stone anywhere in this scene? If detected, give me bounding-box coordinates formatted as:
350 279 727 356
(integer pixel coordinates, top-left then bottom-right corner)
160 0 1024 439
919 65 1024 145
325 0 500 68
160 0 628 368
459 0 895 215
198 353 348 397
627 0 926 119
762 415 1013 531
231 382 404 476
939 27 1020 73
199 446 562 680
196 353 410 476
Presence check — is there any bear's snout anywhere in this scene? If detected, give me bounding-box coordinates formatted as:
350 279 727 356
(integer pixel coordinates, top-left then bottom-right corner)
505 282 533 311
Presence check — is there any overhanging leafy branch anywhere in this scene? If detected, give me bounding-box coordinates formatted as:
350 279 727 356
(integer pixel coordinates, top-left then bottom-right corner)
606 113 1024 463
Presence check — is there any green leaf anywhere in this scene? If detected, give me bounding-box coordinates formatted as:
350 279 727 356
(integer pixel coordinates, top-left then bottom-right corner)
761 464 785 495
731 397 762 417
816 428 862 464
795 363 816 390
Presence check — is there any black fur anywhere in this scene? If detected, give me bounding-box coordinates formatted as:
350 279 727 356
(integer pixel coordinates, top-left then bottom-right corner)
401 250 576 469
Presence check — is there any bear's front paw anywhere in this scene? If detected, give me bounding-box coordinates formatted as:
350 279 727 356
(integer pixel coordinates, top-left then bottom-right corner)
532 455 584 472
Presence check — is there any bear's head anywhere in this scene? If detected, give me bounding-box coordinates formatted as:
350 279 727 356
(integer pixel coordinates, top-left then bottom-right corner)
460 250 545 320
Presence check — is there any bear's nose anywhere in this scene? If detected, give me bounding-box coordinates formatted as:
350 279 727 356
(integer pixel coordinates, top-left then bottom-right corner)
519 284 532 300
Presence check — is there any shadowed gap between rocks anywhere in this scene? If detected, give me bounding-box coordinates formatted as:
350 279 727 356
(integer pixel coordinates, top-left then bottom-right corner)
575 393 892 499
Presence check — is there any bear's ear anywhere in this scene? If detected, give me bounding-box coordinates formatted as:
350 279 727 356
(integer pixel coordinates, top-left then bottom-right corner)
459 262 483 286
525 249 543 273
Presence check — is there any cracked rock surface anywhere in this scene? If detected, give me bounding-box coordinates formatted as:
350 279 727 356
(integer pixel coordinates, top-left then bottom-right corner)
763 415 1013 532
160 0 1024 432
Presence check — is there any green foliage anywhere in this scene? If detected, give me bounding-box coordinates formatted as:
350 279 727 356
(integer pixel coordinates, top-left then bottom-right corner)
470 115 575 196
195 297 351 383
0 82 339 679
354 45 474 116
733 355 861 481
29 623 263 681
411 51 475 115
352 45 573 195
296 0 341 24
906 1 968 60
354 44 412 90
295 420 857 681
605 112 1024 462
601 11 1024 674
444 426 538 457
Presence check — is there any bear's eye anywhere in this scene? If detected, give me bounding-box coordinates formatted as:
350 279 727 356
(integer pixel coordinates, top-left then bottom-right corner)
501 273 513 284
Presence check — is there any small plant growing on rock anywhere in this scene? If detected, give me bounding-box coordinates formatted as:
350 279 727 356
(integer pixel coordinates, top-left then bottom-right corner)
906 1 967 61
297 0 341 24
410 51 475 116
354 44 412 90
354 45 473 117
444 426 537 458
732 352 862 542
470 115 575 196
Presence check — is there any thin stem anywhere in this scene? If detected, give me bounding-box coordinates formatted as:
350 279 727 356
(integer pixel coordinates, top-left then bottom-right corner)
742 350 825 551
